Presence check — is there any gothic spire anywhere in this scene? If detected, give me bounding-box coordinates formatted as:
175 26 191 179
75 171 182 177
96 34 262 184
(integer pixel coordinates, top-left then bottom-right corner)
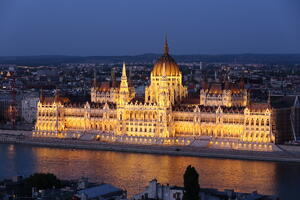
164 35 169 55
122 62 127 78
120 62 129 89
119 62 129 105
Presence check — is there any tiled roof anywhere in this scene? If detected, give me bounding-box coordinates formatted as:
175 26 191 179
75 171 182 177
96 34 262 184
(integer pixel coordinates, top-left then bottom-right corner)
77 183 123 199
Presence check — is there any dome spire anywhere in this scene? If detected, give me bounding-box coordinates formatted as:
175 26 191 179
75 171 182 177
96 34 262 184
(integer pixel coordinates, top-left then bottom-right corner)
164 35 169 55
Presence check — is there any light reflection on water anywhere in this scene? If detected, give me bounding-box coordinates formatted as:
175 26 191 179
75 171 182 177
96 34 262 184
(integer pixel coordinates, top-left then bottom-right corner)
1 144 300 199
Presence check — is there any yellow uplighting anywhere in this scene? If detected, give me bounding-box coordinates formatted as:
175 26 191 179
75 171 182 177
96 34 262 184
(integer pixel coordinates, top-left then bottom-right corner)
33 40 274 150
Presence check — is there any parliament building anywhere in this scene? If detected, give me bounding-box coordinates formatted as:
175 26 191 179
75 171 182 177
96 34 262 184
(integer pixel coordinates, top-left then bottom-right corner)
34 39 275 150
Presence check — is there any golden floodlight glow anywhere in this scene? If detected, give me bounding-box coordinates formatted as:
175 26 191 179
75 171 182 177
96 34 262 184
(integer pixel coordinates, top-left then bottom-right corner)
34 39 275 150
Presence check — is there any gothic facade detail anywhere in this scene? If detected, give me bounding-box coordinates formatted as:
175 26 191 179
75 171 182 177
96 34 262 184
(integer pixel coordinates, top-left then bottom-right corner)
34 39 275 147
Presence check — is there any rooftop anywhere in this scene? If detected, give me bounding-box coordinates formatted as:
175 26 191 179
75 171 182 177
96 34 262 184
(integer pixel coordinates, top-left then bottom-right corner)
76 183 124 199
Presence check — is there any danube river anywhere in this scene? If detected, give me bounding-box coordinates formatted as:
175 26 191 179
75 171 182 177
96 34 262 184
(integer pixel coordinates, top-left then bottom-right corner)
1 144 299 199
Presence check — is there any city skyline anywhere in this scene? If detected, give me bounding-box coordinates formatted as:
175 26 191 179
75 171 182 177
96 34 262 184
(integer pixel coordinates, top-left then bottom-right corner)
1 1 300 200
1 0 300 56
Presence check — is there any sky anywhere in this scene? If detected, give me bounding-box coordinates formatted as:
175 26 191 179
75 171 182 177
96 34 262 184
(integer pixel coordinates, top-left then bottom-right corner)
0 0 300 56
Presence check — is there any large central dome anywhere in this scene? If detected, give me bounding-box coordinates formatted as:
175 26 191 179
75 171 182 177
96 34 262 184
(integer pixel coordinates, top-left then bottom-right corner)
151 39 180 76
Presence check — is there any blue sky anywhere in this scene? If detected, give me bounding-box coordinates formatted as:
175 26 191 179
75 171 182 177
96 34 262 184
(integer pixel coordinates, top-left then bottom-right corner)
0 0 300 56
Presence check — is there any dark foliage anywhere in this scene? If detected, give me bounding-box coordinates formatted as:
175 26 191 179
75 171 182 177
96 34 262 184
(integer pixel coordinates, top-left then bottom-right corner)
23 173 61 195
183 165 200 200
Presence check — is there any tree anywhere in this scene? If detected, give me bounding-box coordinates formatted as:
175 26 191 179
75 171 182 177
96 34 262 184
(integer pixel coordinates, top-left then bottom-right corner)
23 173 61 195
183 165 200 200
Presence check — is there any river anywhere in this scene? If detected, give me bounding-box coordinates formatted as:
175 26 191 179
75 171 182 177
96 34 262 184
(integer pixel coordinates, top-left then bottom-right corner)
0 143 299 199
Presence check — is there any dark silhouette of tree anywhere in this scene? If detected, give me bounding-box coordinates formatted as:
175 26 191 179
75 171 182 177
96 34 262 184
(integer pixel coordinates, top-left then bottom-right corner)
183 165 200 200
23 173 61 195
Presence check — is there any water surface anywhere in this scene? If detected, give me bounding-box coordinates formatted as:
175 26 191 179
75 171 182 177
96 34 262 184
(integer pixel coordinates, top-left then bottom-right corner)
0 144 299 199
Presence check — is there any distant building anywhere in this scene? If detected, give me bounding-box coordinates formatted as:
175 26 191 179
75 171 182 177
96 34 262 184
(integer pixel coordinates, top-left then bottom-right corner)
133 179 183 200
271 95 300 144
133 179 278 200
0 91 13 122
34 39 275 150
200 79 248 107
21 92 39 123
91 66 135 104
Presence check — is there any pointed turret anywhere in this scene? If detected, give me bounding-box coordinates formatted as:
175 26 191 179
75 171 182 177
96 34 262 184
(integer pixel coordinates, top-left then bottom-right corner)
119 62 130 105
120 62 129 88
122 62 127 78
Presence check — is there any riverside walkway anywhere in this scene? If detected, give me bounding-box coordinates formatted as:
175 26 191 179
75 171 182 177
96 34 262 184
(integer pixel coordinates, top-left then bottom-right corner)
1 132 300 163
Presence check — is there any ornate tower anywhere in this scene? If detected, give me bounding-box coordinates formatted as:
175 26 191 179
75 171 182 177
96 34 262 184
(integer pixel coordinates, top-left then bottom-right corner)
158 63 172 137
145 37 187 105
118 62 130 105
158 63 170 108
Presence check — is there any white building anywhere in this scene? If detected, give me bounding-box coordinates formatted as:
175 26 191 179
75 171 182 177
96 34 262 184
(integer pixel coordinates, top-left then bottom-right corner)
21 93 39 123
74 183 127 200
132 179 277 200
132 179 183 200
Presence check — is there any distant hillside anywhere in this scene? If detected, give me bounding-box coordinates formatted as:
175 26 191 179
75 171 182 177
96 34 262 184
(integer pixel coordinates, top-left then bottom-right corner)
0 54 300 66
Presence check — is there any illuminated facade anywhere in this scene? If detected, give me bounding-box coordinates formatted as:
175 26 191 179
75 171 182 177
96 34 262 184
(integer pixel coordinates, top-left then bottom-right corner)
34 39 275 149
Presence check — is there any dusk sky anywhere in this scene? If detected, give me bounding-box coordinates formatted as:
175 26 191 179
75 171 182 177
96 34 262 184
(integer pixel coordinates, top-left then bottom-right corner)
0 0 300 56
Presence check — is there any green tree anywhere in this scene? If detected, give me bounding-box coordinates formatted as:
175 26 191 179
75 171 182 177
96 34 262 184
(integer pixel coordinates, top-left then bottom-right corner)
183 165 200 200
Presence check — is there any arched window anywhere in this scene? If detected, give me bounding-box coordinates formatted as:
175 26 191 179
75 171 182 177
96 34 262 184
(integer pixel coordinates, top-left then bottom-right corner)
246 119 249 125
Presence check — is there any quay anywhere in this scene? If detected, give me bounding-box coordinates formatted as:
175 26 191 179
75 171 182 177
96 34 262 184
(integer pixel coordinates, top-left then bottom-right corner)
1 130 300 163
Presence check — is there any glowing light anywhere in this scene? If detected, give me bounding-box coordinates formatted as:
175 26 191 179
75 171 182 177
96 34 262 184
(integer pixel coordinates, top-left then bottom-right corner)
32 41 274 151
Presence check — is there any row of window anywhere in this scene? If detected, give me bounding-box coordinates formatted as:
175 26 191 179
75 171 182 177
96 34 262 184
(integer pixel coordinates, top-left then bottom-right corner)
125 122 157 126
126 127 158 133
245 119 270 126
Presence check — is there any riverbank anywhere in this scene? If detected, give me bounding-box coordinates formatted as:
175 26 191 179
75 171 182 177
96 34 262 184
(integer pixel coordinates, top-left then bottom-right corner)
1 133 300 163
